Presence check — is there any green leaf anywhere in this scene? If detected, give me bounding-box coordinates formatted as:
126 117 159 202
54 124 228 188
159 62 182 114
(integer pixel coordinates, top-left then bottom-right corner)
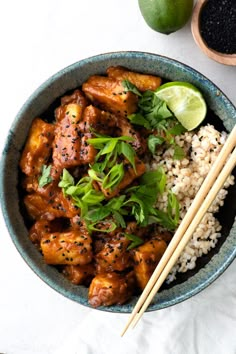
139 168 166 195
102 163 124 190
167 191 180 226
38 165 52 188
88 168 104 182
125 233 144 250
82 189 105 204
122 80 142 97
138 91 173 126
112 210 126 228
100 139 118 155
125 194 147 225
86 137 112 145
168 123 186 136
118 141 136 171
173 145 185 160
147 134 165 154
58 169 74 189
87 135 133 146
88 221 117 233
106 195 126 211
86 206 111 223
148 210 176 230
127 113 151 129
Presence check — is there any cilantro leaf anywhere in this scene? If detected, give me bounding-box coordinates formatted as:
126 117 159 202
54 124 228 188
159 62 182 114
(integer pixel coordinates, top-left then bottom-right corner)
38 165 52 188
168 123 186 136
173 145 185 160
122 80 142 97
138 90 173 128
112 210 126 228
147 134 165 154
127 113 151 129
149 191 180 230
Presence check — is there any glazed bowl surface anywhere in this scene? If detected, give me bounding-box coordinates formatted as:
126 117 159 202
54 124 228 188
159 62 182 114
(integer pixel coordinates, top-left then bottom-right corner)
1 51 236 313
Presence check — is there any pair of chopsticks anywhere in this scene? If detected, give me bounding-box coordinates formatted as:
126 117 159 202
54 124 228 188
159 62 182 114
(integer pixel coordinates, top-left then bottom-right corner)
121 124 236 336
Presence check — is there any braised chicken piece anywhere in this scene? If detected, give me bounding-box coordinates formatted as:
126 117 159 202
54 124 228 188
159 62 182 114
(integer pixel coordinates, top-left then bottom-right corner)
107 66 162 92
88 271 136 307
82 75 138 117
99 157 146 199
55 89 88 122
133 238 167 290
24 190 78 220
41 229 93 265
19 118 55 176
62 263 95 285
95 233 132 273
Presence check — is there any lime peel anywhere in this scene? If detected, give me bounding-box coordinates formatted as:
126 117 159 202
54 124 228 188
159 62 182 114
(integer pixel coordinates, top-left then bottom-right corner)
155 82 207 131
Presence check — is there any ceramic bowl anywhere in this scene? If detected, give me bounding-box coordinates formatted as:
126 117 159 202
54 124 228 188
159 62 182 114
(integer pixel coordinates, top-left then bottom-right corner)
0 51 236 313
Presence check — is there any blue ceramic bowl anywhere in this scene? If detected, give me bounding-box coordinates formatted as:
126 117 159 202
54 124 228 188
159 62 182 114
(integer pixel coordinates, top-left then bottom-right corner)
1 52 236 312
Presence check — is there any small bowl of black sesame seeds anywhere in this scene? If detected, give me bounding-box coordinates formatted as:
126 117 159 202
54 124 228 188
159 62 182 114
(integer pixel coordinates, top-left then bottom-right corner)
191 0 236 65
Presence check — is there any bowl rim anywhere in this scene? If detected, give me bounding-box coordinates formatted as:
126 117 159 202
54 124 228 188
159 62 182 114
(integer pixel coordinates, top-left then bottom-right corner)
0 51 236 313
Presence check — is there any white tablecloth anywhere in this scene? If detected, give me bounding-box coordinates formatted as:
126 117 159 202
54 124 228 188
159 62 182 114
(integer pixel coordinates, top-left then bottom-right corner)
0 1 235 353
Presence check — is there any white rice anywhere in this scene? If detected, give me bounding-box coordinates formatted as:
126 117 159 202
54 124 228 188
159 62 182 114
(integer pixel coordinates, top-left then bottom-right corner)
149 124 235 282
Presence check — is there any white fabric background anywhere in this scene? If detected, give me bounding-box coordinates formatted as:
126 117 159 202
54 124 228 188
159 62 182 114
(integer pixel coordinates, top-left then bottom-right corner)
0 1 235 353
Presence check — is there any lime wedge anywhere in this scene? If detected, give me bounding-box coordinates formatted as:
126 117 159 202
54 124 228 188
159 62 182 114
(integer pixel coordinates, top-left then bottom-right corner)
155 82 207 131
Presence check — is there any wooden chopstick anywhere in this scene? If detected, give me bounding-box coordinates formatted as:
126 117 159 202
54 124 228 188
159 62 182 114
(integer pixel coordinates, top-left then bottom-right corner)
131 145 236 329
121 124 236 336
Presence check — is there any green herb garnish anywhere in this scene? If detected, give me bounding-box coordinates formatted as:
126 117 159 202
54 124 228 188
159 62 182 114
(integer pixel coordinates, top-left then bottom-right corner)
58 169 104 217
122 80 186 159
122 80 142 97
38 165 52 188
87 135 136 173
125 233 144 250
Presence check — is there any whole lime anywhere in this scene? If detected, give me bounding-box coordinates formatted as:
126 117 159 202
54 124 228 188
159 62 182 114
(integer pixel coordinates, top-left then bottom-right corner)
138 0 194 35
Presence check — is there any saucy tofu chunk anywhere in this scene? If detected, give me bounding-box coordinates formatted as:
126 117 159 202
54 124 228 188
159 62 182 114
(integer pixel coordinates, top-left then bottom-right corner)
82 105 117 135
82 75 138 117
55 89 88 122
62 264 95 285
95 233 132 272
41 229 93 265
24 190 78 220
133 238 167 290
118 117 146 154
29 218 66 246
53 103 97 168
88 271 135 307
107 66 162 92
19 118 55 176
